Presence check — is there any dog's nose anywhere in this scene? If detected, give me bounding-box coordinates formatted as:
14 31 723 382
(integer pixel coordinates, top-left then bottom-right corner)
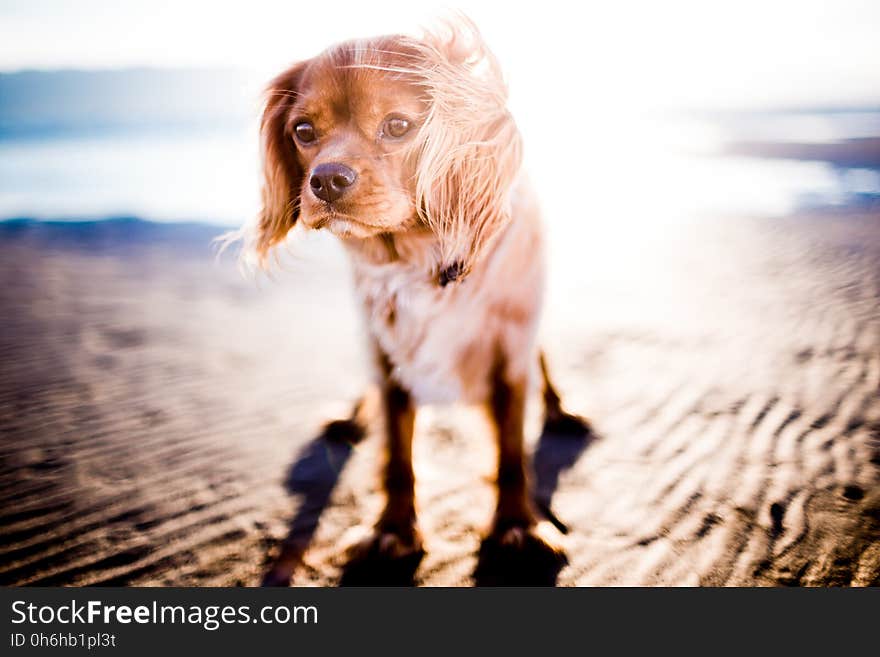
309 163 357 203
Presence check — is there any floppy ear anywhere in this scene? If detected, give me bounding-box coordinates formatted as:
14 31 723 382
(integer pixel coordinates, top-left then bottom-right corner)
252 63 307 267
410 20 523 286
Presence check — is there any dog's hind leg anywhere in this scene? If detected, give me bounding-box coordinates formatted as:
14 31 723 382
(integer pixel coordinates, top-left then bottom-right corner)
539 350 591 436
321 388 378 444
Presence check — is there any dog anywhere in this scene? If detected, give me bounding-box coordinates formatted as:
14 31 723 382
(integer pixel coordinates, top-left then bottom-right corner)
227 18 587 570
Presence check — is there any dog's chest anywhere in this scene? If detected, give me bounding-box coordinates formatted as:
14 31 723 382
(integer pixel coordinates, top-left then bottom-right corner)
352 263 493 404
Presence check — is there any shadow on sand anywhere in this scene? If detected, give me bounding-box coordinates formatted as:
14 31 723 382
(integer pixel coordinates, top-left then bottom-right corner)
261 419 363 586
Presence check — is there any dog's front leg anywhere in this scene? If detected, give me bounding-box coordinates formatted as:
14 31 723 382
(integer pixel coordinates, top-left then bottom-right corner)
375 369 423 554
485 359 565 558
489 365 532 533
349 350 423 561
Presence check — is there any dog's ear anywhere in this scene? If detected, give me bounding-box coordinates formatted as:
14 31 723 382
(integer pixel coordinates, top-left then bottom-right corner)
410 20 523 285
252 62 307 267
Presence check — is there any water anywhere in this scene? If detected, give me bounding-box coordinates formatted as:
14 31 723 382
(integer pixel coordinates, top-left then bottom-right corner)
1 69 878 227
0 69 260 225
0 128 259 224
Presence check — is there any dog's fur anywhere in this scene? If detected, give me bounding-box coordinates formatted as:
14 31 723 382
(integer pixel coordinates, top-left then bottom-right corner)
227 18 585 565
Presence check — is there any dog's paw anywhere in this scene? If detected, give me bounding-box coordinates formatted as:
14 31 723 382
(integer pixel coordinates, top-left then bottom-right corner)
261 566 293 587
346 525 424 562
339 525 425 586
543 411 592 438
485 521 566 560
474 521 567 585
321 418 366 444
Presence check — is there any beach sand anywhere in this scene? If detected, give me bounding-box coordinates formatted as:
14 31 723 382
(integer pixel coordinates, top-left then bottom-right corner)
0 210 878 586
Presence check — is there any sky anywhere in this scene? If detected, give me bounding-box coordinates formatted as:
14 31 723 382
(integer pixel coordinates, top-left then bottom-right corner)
1 0 879 111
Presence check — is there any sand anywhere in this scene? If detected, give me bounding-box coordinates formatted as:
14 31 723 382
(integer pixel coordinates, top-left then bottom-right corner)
0 210 878 586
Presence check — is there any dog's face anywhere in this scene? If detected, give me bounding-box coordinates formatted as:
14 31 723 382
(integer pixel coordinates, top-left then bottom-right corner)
285 48 428 239
248 25 523 284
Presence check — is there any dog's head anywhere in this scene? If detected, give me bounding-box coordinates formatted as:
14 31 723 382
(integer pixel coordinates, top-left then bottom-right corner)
243 19 522 285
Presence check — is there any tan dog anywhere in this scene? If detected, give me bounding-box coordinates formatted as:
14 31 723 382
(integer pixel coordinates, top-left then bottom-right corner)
228 18 587 568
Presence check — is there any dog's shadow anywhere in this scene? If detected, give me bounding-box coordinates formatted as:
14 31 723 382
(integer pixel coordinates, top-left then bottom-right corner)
472 414 597 586
261 419 363 586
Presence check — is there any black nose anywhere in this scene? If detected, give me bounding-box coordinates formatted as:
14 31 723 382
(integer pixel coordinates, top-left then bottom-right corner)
309 163 357 203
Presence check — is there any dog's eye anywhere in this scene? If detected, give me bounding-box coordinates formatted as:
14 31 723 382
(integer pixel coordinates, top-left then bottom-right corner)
382 116 412 139
294 122 316 144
